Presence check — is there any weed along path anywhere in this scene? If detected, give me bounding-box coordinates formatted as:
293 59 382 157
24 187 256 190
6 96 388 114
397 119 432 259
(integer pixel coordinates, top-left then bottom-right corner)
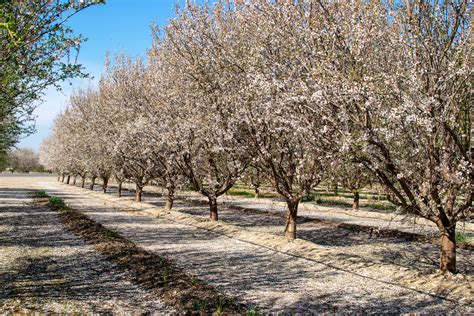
0 176 169 314
22 176 471 313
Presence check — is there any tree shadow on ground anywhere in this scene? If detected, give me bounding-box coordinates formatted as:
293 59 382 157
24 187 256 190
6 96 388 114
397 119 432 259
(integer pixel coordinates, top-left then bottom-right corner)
57 182 474 276
0 186 167 313
40 182 473 313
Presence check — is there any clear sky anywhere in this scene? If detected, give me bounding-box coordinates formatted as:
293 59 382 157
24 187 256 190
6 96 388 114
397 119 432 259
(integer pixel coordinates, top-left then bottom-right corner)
18 0 188 151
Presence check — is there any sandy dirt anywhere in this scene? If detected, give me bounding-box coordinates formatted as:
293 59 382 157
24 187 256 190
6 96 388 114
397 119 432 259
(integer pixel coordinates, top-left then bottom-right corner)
0 175 169 314
13 175 471 314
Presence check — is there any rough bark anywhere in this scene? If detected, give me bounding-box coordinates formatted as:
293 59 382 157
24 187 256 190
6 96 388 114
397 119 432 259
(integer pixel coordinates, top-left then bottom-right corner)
209 196 218 221
164 183 175 210
254 187 260 199
117 181 122 197
439 227 456 273
284 200 299 240
135 185 143 202
89 176 96 190
353 191 360 210
102 176 109 193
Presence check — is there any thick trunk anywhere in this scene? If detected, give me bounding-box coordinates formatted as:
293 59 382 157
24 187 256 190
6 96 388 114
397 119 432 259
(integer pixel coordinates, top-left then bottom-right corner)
209 196 218 221
102 176 109 193
284 200 299 240
165 183 175 210
135 185 143 202
72 176 77 185
353 191 360 210
117 182 122 197
81 176 85 188
66 175 71 184
90 177 96 190
440 228 456 273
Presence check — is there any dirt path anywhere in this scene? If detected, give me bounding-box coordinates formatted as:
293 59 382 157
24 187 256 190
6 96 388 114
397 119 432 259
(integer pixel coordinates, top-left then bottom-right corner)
32 177 473 313
0 177 169 314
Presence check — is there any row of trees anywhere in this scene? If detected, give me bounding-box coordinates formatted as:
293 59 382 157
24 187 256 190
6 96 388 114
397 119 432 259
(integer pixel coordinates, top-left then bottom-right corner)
40 0 472 274
0 0 102 166
1 148 44 173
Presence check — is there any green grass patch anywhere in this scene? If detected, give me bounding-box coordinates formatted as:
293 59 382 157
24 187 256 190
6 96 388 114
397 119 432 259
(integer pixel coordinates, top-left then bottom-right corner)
302 192 317 202
247 307 265 316
227 188 279 199
48 196 69 211
313 190 388 201
227 189 255 197
303 193 396 211
366 202 397 211
34 190 49 198
316 198 352 207
456 232 471 244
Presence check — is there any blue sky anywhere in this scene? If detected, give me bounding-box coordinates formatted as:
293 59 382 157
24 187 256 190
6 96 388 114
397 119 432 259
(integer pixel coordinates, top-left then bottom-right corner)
19 0 187 150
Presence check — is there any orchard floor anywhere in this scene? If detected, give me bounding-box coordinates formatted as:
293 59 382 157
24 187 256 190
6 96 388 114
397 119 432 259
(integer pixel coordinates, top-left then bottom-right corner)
1 174 473 313
0 175 169 314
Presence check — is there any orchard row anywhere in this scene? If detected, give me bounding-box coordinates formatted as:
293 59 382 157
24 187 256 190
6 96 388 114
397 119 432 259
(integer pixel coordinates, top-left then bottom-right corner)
40 1 472 273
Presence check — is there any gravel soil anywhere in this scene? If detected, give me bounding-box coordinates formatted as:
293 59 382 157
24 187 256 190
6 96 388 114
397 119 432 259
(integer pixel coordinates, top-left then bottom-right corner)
0 178 169 314
30 176 473 314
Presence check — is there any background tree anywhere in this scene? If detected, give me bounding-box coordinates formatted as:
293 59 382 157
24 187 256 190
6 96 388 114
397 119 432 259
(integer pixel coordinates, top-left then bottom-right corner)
0 0 103 164
6 148 43 173
330 159 373 210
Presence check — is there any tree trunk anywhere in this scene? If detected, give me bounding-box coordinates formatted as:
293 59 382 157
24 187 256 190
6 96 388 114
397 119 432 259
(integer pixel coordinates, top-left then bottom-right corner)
440 228 456 273
333 183 338 196
135 185 143 202
81 176 85 188
61 174 65 182
72 176 77 185
284 200 299 240
90 177 96 190
254 187 260 199
117 181 122 197
66 175 71 184
353 191 360 210
57 175 60 181
165 183 175 210
102 176 109 193
209 196 218 221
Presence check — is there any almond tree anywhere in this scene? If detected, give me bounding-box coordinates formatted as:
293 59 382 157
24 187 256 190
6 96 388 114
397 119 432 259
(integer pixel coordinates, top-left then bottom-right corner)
321 0 472 273
217 1 342 239
98 55 161 202
69 87 113 192
330 159 373 210
151 3 252 220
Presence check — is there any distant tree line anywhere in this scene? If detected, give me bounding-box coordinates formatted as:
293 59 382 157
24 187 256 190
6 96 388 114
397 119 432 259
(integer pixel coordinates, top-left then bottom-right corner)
1 148 44 173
